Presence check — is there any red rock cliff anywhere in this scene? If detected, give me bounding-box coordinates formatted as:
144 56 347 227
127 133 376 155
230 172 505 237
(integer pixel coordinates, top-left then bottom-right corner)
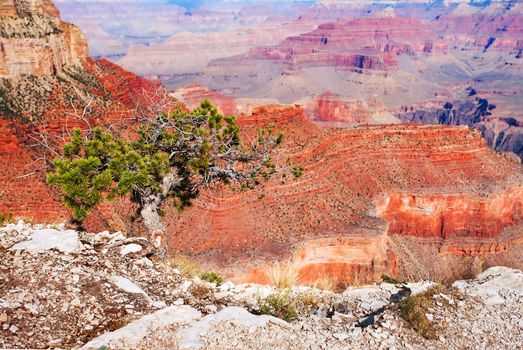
142 106 523 284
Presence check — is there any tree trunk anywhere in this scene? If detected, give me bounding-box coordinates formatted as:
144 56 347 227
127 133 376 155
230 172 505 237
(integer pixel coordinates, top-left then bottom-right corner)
139 173 178 257
140 200 166 249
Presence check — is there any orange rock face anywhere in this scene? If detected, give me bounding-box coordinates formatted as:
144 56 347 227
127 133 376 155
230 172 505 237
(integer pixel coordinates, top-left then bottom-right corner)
0 0 59 17
243 234 398 286
153 106 523 284
0 58 162 222
376 187 523 239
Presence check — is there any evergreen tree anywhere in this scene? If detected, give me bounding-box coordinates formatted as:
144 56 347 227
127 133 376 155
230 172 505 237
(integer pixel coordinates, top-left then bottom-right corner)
47 100 283 254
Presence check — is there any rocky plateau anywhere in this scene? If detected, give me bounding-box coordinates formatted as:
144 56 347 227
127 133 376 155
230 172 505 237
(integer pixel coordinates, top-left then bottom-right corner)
1 222 522 349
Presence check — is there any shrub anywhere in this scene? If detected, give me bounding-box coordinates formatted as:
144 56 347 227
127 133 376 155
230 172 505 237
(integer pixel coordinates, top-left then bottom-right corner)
165 255 202 278
291 166 304 178
46 100 283 251
0 212 13 226
264 261 300 289
200 272 223 286
398 286 442 339
258 290 298 322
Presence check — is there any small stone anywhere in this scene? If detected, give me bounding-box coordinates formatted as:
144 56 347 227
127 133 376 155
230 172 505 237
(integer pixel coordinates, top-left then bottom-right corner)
62 303 70 312
173 298 184 305
9 325 19 333
0 313 7 322
369 300 386 312
181 280 192 293
426 313 434 322
214 291 230 301
25 303 39 314
352 327 362 336
358 314 375 327
120 244 142 256
152 300 166 309
205 304 218 313
135 258 154 268
333 332 349 341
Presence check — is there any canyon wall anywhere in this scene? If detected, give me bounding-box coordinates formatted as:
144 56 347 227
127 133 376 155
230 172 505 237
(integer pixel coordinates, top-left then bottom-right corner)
396 96 523 160
132 105 523 284
0 0 163 223
376 187 523 239
0 0 88 78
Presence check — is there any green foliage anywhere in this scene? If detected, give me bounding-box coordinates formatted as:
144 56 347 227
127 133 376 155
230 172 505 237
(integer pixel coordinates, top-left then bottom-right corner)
47 100 282 224
199 272 223 286
291 166 304 178
258 290 298 322
47 127 169 222
0 212 13 225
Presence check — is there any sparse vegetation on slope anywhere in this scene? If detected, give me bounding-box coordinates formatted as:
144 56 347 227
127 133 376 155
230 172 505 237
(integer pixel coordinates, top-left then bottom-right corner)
258 290 298 322
200 272 223 286
399 285 442 340
165 255 202 278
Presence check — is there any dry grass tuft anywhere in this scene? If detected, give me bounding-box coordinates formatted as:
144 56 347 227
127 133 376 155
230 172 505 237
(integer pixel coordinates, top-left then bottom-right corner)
296 290 326 312
311 275 336 292
264 261 300 289
165 255 202 278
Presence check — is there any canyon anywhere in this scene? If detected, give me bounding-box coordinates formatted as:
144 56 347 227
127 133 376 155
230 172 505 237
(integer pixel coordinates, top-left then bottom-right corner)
0 0 522 290
78 0 522 161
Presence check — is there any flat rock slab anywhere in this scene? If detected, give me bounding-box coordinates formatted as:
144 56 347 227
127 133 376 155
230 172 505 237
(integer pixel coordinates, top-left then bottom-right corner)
177 306 287 349
81 305 202 349
453 266 523 305
10 229 83 254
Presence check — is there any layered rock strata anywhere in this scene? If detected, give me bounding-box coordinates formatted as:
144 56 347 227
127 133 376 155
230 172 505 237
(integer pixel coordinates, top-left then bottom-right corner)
140 105 523 284
0 0 88 78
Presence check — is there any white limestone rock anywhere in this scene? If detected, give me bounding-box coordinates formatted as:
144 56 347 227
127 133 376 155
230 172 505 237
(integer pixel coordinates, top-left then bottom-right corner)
177 306 286 349
120 243 143 256
453 266 523 305
81 305 202 349
10 229 83 254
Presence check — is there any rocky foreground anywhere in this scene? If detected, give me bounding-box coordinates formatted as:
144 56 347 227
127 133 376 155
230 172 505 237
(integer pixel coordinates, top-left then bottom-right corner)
1 222 522 350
